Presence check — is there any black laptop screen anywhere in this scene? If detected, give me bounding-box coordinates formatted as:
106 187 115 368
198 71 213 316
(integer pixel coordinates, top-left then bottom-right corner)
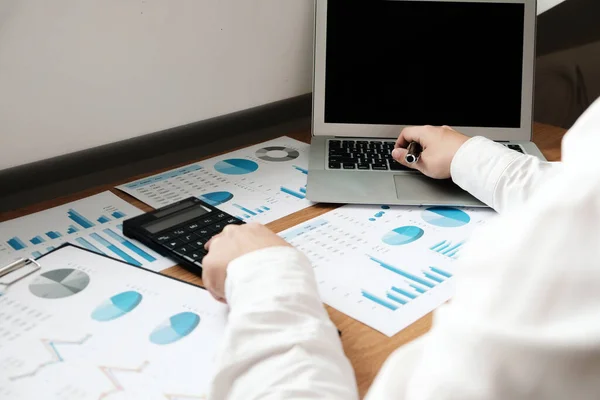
324 0 525 128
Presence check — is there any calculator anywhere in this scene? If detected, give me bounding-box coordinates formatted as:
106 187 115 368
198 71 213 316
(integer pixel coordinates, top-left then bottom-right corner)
123 197 244 274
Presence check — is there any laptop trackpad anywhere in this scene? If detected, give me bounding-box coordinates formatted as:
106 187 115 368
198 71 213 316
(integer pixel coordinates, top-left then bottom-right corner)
393 174 484 207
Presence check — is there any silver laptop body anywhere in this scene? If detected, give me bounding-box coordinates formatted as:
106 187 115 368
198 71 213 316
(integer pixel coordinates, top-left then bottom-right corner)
306 0 545 207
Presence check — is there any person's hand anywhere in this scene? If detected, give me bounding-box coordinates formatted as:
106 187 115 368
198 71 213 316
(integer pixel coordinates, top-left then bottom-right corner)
391 125 469 179
202 223 291 303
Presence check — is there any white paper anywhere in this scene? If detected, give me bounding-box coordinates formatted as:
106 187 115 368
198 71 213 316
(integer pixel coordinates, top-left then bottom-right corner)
279 204 497 336
116 137 313 224
0 245 227 400
0 192 175 272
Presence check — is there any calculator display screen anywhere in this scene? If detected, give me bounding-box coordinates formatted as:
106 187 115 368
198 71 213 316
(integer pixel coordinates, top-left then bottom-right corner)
143 206 210 234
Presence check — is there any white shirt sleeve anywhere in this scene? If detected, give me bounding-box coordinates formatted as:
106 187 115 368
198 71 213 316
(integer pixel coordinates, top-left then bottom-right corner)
450 136 563 213
209 246 359 400
210 99 600 400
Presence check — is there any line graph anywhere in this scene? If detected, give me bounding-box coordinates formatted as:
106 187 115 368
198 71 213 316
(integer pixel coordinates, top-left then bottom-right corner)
98 360 150 399
9 334 92 381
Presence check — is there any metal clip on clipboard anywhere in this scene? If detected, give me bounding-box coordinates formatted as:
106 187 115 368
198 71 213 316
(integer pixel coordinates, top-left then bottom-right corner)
0 258 41 295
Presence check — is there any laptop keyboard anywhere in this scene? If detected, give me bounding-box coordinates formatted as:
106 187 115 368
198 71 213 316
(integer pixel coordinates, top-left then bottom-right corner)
328 140 411 171
327 140 525 171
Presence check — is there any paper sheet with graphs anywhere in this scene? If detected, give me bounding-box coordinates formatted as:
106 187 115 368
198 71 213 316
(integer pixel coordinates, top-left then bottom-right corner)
0 245 227 400
279 204 497 336
116 137 313 223
0 192 175 272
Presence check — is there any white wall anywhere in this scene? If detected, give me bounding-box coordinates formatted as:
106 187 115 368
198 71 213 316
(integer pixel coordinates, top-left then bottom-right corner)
538 0 568 15
0 1 315 170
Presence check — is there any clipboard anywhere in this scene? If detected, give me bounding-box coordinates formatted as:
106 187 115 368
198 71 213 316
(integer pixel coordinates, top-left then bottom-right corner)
0 242 207 296
0 242 228 399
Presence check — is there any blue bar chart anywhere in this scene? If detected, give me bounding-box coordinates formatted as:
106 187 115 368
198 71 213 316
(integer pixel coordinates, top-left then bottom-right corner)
30 236 45 245
232 203 274 220
358 256 455 312
76 237 105 255
280 186 307 200
8 237 27 250
293 165 308 175
68 209 95 229
430 240 464 258
46 231 62 239
0 192 174 273
90 233 142 267
103 229 156 263
361 290 398 311
362 262 453 311
368 256 436 288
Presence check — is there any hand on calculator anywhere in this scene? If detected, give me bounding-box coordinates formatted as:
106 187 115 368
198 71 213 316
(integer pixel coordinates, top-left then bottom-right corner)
202 223 291 303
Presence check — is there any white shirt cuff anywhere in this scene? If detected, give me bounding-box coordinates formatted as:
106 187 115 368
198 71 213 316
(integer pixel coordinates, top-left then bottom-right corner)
450 136 522 209
225 246 315 308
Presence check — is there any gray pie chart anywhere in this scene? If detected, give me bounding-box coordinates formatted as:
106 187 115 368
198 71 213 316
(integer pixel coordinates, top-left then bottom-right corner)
29 269 90 299
255 146 300 162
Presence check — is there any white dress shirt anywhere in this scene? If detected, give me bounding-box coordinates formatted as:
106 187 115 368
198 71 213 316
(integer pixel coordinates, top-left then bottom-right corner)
209 98 600 400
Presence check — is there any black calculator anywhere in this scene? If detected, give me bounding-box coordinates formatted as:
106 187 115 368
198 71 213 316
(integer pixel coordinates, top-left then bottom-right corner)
123 197 244 274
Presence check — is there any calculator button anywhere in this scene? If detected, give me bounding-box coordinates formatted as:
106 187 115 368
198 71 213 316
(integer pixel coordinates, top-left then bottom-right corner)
175 245 194 256
169 228 187 237
180 233 196 243
187 222 202 231
164 239 183 249
225 217 243 225
189 251 204 261
154 234 173 243
211 222 227 233
194 227 214 237
198 216 215 226
191 237 209 248
214 212 228 221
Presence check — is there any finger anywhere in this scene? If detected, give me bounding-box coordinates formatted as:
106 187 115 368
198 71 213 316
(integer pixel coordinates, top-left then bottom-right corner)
391 147 422 171
396 126 429 149
204 234 221 251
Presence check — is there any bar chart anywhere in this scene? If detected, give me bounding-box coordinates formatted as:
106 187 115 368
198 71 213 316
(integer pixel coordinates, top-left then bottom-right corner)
362 257 454 311
293 165 308 175
232 204 271 220
280 185 307 200
430 240 464 259
0 192 174 272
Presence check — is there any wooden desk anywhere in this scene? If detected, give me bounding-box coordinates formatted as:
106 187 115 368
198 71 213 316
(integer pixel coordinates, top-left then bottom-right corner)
0 123 567 397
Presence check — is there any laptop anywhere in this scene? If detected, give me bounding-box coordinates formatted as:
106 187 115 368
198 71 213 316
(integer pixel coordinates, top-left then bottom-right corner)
306 0 545 207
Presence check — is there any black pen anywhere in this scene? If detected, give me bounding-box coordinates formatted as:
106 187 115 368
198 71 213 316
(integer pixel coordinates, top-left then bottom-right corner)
405 142 423 164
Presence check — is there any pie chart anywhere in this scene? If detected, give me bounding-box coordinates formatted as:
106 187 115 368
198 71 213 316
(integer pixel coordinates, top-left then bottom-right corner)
150 312 200 345
91 291 143 322
382 226 424 246
199 191 234 206
422 207 470 228
29 269 90 299
256 146 300 162
214 159 259 175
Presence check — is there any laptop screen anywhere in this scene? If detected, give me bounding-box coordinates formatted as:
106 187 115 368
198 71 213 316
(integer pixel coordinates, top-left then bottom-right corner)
325 0 525 128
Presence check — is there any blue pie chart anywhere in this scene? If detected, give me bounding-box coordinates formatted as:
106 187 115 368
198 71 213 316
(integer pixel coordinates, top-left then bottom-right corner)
150 312 200 345
91 291 143 322
199 191 234 206
382 226 424 246
422 207 470 228
214 159 259 175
